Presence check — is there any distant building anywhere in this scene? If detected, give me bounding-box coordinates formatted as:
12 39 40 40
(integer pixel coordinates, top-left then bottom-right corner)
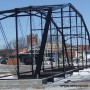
27 34 38 46
75 50 90 60
7 48 27 65
0 49 10 58
64 45 90 58
78 45 90 50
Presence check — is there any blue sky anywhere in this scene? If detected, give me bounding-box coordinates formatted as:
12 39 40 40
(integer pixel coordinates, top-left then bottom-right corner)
0 0 90 48
0 0 90 26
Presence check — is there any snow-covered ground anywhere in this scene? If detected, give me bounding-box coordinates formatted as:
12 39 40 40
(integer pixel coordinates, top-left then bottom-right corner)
46 68 90 90
28 68 90 90
0 67 90 90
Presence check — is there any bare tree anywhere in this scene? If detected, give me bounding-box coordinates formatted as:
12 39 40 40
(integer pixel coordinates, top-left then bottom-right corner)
5 37 27 50
13 37 27 49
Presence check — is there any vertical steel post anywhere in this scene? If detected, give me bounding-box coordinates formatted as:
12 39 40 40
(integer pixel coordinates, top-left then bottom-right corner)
69 6 73 66
50 23 53 69
81 20 84 66
85 31 87 67
76 13 79 67
41 14 45 72
30 8 33 75
61 8 65 73
56 26 60 68
15 9 19 78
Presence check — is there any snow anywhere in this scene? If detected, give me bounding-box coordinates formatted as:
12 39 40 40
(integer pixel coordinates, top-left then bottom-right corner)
0 67 90 90
46 68 90 90
0 75 17 79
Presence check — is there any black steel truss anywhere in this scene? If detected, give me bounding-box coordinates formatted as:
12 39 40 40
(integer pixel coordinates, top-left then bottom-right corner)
0 3 90 79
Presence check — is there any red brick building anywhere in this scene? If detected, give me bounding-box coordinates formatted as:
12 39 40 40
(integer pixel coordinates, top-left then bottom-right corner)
66 45 90 58
7 48 27 65
27 34 38 45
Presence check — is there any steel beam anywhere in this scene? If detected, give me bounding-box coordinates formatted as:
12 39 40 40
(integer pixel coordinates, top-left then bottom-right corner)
35 9 52 76
15 9 20 78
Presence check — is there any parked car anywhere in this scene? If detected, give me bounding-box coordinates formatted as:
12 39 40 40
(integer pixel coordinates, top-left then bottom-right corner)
1 59 7 64
44 57 55 65
0 58 7 64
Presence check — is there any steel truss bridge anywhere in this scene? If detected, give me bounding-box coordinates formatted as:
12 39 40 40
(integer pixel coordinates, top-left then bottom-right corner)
0 3 90 83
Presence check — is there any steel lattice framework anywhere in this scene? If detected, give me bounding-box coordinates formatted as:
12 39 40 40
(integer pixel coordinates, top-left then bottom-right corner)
0 3 90 80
